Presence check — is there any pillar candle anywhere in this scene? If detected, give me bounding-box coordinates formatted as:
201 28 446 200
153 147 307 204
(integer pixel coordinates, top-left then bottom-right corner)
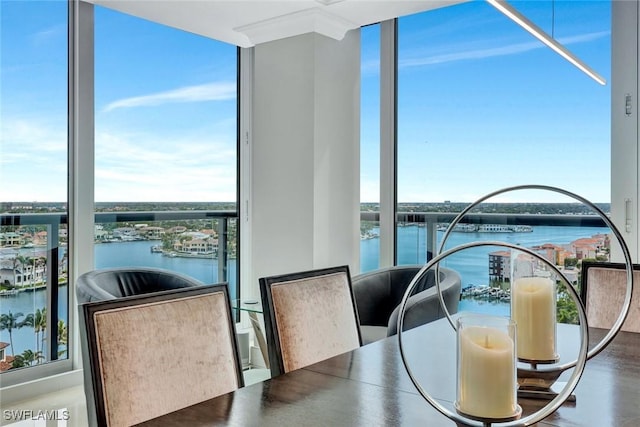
457 324 517 419
511 277 557 361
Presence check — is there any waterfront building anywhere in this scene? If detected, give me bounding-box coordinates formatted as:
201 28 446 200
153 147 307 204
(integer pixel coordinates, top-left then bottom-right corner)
0 343 13 372
571 235 608 259
0 232 23 247
489 250 511 282
137 226 164 240
174 237 218 255
531 243 566 266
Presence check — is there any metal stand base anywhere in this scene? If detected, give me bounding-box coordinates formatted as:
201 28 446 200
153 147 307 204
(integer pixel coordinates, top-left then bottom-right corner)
518 382 576 402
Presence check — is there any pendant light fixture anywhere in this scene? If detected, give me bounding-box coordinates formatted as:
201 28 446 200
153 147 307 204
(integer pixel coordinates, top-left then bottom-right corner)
487 0 606 85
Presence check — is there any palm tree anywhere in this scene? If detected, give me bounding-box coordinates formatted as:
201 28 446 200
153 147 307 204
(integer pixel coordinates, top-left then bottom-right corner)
11 254 30 288
57 319 68 358
20 349 36 366
19 349 44 366
37 256 47 285
11 354 26 369
0 311 34 356
33 308 47 353
11 257 20 289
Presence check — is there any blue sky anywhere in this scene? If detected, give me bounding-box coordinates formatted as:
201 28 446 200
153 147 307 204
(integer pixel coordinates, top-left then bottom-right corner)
362 1 611 204
2 1 611 204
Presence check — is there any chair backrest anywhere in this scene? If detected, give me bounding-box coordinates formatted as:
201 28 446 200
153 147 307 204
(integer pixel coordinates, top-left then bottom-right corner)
352 265 461 328
351 265 423 327
260 265 362 377
76 267 205 303
79 284 244 426
385 265 462 336
581 261 639 333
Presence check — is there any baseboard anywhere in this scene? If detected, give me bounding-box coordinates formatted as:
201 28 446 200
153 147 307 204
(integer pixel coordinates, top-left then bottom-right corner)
0 369 84 406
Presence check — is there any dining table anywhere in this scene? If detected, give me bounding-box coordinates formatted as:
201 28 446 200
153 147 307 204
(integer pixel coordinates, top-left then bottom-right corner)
139 315 640 426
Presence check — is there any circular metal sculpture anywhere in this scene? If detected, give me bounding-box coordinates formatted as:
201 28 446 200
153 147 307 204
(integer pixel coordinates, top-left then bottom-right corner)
396 185 634 426
397 242 589 426
436 184 633 364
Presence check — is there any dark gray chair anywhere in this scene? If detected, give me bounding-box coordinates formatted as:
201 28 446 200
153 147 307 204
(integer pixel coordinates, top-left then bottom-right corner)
76 266 205 302
352 265 462 344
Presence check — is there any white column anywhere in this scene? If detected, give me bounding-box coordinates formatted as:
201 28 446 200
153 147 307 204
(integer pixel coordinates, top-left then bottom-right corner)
246 30 361 296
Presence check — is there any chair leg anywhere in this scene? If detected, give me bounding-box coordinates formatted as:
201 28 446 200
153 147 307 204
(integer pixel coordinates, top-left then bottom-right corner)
249 312 270 369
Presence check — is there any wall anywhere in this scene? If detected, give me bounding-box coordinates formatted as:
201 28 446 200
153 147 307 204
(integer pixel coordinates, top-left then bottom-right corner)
246 30 361 297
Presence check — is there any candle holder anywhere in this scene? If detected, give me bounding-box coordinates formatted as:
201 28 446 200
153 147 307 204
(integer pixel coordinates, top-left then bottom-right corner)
397 185 634 426
455 315 521 423
510 271 559 365
397 241 589 427
435 185 634 402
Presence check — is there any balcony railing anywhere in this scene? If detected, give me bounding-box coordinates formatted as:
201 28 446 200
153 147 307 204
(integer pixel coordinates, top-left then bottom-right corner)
361 211 608 261
1 208 608 376
0 210 238 376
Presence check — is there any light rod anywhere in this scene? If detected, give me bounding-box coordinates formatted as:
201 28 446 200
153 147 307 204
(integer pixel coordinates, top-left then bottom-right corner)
487 0 606 85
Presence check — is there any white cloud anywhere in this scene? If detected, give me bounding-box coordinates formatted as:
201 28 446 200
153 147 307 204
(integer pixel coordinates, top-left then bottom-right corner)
103 82 236 112
94 129 237 202
0 114 237 202
0 118 68 201
399 30 609 68
31 24 66 46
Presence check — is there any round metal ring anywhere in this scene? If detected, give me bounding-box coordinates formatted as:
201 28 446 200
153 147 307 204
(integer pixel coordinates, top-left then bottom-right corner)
397 241 589 426
435 184 633 364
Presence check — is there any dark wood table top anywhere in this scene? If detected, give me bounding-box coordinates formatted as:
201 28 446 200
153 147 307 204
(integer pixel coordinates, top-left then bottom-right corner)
140 318 640 427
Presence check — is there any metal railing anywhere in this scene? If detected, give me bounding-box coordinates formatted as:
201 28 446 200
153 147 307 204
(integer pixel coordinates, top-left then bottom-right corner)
361 211 608 261
93 210 237 284
1 208 608 372
0 210 238 371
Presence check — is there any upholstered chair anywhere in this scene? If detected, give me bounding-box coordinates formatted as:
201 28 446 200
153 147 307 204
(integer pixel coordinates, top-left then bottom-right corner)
77 271 243 426
259 265 362 377
581 261 640 333
352 265 462 344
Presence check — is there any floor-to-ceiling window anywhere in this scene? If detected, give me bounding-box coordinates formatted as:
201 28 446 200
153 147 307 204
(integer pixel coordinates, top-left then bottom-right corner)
392 0 612 317
394 0 611 257
360 23 382 273
0 0 70 380
398 1 610 208
94 7 239 296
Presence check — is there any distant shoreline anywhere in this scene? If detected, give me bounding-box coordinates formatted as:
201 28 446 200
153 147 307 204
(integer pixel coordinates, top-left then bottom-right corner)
2 201 612 216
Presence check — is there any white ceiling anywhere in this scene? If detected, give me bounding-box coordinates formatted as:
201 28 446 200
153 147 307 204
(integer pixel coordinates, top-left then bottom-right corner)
88 0 467 47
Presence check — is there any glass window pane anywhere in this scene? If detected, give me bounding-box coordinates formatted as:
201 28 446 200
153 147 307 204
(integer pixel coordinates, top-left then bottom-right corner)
361 23 381 273
1 0 69 373
396 1 611 319
94 8 238 297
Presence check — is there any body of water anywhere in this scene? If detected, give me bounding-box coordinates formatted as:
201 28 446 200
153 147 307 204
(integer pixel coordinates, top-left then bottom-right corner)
2 225 606 357
361 224 608 316
1 241 237 358
362 224 608 285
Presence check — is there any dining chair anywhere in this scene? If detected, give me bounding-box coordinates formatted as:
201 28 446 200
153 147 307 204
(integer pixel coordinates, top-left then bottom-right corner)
79 283 244 427
580 261 639 333
352 265 462 344
259 265 362 377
